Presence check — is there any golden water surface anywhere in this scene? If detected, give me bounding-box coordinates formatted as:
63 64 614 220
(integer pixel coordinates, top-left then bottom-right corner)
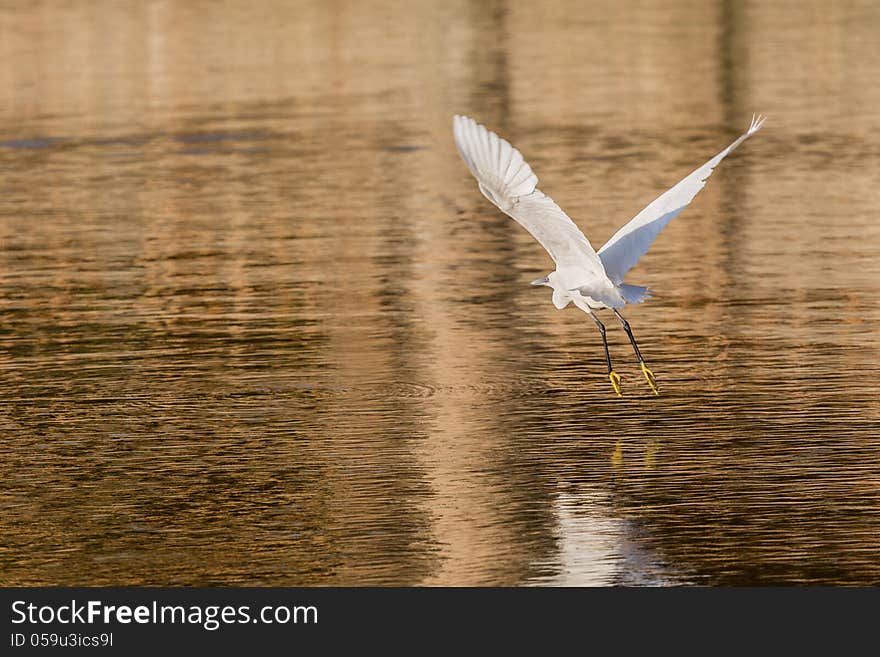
1 0 879 585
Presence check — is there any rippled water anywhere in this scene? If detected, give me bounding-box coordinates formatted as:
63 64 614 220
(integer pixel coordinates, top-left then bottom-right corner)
1 0 879 586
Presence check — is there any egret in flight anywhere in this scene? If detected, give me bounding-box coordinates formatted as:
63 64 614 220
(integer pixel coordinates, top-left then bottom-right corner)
453 113 765 396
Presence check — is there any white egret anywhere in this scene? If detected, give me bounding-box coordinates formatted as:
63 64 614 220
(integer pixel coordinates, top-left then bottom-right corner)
453 113 765 396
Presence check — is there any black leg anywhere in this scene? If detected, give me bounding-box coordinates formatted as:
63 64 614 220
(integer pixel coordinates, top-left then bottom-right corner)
612 309 659 395
613 309 644 362
589 311 621 396
588 311 612 372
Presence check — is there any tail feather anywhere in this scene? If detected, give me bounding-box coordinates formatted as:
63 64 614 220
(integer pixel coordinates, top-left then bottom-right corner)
620 284 651 304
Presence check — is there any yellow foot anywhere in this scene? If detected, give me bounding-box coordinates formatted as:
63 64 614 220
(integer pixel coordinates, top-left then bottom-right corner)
640 362 659 395
608 371 622 397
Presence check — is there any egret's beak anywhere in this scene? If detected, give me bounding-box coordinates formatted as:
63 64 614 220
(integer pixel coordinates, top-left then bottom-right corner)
530 276 550 286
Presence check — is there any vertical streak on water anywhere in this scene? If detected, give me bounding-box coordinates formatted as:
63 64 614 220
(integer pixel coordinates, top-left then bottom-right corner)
716 0 748 296
473 0 511 132
416 0 505 586
702 0 750 399
410 0 549 585
718 0 744 126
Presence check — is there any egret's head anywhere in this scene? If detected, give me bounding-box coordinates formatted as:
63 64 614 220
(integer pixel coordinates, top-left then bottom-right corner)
530 273 555 288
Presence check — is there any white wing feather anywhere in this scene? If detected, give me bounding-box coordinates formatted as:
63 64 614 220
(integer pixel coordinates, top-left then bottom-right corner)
453 115 607 282
598 114 766 284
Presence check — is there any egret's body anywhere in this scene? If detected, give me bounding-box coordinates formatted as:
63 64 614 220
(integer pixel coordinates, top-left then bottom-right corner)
453 114 765 395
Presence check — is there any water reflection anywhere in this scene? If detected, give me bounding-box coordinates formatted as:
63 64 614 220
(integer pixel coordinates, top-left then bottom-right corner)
1 0 879 586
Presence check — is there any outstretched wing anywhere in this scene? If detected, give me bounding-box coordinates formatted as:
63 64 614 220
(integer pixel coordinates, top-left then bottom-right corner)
598 114 766 284
453 115 607 282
